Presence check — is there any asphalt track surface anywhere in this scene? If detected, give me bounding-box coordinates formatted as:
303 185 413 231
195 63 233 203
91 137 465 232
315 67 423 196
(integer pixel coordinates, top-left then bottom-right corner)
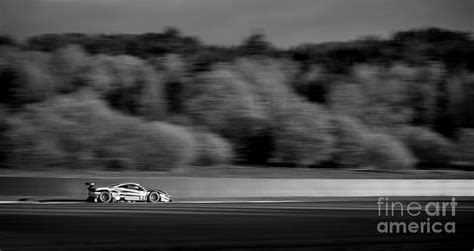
0 199 473 250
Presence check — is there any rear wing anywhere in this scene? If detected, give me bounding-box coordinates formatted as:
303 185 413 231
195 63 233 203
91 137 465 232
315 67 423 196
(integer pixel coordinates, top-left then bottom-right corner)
85 182 96 191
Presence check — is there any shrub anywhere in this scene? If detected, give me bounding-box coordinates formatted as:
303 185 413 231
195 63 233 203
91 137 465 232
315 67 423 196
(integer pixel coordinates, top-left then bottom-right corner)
0 105 9 168
273 100 335 167
0 52 56 107
185 66 267 136
93 54 167 120
365 133 416 170
6 94 195 170
330 116 369 168
99 121 196 170
6 115 70 169
192 130 234 166
397 126 454 165
185 66 269 161
455 129 474 163
50 45 90 93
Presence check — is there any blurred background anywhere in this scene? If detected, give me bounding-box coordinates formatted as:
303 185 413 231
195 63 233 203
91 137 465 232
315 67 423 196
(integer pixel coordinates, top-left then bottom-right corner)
0 0 473 175
0 27 473 174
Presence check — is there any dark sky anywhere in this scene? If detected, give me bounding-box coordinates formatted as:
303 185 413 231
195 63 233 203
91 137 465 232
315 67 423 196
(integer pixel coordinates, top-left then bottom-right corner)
1 0 472 47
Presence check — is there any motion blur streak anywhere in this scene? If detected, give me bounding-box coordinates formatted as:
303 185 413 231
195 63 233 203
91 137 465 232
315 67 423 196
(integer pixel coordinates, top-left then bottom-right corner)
1 200 473 250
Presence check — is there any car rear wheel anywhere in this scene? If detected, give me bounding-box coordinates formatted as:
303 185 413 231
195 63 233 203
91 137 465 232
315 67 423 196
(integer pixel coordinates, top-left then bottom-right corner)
148 192 160 203
98 191 112 203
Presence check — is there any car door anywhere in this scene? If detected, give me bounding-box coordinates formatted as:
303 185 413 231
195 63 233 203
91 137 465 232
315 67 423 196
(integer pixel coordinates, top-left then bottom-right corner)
133 185 148 201
118 184 141 201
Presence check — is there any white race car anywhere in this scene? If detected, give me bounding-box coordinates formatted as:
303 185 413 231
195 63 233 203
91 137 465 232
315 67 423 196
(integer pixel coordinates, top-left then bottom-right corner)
86 182 172 203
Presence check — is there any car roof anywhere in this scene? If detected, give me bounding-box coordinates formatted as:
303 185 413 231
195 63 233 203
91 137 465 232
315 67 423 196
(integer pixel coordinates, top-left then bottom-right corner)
113 182 141 187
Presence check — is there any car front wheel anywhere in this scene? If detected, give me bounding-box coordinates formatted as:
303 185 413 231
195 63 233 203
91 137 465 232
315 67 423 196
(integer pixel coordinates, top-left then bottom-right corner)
147 192 160 203
98 191 112 203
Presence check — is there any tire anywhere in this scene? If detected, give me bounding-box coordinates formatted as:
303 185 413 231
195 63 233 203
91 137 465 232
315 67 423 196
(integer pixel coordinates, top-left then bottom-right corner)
98 191 112 203
147 192 160 203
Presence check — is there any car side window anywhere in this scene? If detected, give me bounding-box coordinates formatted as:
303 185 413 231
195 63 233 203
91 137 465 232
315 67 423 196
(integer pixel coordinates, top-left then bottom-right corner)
125 185 139 190
132 185 144 191
118 184 143 190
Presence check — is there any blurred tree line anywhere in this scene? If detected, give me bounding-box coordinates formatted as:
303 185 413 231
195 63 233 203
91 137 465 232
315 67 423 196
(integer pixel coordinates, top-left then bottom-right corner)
0 27 473 171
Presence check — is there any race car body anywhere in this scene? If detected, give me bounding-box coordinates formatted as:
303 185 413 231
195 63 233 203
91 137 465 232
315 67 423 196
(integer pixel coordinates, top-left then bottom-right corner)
86 182 171 203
